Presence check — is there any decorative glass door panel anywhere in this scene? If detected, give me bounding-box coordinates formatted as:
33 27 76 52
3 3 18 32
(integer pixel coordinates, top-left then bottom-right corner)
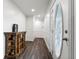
55 3 63 58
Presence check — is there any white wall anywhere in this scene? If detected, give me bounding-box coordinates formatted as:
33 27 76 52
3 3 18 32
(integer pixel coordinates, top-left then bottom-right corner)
3 0 27 32
33 16 45 39
44 13 53 53
26 16 33 41
26 16 45 41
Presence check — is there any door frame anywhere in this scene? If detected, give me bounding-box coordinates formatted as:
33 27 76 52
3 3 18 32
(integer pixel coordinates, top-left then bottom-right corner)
68 0 75 59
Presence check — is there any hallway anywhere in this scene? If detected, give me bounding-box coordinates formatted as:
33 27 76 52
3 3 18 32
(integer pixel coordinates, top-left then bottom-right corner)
19 38 53 59
3 0 73 59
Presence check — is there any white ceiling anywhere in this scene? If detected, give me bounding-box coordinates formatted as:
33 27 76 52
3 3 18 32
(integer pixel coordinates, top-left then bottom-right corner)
12 0 51 16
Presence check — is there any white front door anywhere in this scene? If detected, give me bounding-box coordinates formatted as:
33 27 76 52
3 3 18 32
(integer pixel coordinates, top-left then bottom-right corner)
50 0 75 59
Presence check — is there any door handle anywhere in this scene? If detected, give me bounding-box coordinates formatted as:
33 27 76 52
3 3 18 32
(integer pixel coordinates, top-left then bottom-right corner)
63 38 69 46
63 38 68 42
